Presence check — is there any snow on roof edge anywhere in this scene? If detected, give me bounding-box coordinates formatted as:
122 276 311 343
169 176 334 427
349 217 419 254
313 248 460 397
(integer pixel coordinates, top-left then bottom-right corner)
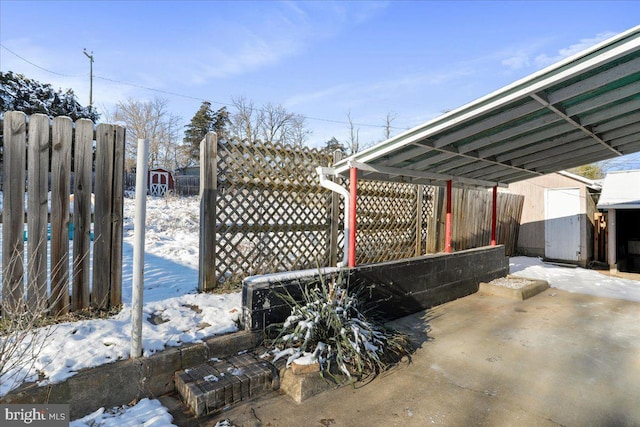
597 170 640 209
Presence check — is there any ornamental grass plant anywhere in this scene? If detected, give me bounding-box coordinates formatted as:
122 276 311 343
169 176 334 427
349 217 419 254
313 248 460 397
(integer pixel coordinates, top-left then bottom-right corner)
269 272 412 382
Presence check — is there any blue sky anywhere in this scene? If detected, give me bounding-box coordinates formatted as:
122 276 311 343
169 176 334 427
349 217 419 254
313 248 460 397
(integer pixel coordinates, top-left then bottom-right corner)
1 1 639 167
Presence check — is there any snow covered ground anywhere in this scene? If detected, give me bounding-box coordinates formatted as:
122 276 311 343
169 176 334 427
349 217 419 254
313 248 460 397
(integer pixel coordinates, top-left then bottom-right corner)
0 195 242 398
2 194 640 425
69 255 640 427
70 398 175 427
510 256 640 302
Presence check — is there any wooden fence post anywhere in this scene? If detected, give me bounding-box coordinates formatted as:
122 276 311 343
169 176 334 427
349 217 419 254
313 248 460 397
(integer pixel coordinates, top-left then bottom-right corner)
27 114 50 311
72 119 95 310
92 123 125 309
93 124 114 308
50 116 73 316
199 132 217 292
110 125 125 307
2 111 27 313
329 151 343 266
432 186 442 253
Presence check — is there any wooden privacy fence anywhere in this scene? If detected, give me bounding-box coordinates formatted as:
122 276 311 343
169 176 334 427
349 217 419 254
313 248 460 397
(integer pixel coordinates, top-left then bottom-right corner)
428 187 524 254
1 111 125 316
198 133 523 291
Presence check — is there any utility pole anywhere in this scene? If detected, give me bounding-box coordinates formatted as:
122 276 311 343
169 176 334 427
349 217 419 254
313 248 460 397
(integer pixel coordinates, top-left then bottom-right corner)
83 49 94 111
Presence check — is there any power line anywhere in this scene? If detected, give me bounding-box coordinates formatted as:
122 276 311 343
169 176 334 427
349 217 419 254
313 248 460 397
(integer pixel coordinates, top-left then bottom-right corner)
1 43 410 131
3 44 640 161
0 43 85 78
94 75 408 130
94 75 212 104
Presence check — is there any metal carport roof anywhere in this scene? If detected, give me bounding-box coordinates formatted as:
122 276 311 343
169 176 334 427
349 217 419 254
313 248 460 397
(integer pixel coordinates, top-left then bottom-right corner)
333 25 640 189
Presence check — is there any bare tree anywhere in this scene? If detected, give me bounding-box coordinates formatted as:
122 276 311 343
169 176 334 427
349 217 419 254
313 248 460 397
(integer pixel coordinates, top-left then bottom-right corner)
229 97 311 147
347 110 360 154
230 96 262 144
260 103 311 146
384 112 398 140
289 114 312 147
260 103 294 144
108 97 181 171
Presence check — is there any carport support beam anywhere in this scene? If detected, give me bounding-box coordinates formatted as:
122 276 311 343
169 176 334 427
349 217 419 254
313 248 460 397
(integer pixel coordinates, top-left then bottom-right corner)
491 185 497 246
445 180 452 253
348 166 358 267
608 209 617 273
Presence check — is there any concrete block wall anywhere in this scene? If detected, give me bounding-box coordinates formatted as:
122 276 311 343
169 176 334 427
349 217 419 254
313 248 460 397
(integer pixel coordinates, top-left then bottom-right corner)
242 267 340 331
353 246 509 320
242 246 509 330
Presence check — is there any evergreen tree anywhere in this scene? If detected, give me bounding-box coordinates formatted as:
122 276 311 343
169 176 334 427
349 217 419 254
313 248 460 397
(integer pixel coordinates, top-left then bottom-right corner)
0 71 99 121
324 136 346 154
1 71 99 162
182 101 229 163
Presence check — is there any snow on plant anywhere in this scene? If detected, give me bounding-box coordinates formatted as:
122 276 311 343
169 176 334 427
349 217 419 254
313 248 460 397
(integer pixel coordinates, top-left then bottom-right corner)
0 239 66 397
269 273 412 381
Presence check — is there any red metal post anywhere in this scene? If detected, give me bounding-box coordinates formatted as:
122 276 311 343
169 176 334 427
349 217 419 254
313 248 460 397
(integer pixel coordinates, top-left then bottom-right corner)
491 185 498 246
445 180 452 253
348 166 358 267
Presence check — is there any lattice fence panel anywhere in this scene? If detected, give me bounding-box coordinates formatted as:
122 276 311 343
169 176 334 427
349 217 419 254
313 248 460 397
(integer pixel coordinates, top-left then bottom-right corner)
356 181 421 264
215 140 334 286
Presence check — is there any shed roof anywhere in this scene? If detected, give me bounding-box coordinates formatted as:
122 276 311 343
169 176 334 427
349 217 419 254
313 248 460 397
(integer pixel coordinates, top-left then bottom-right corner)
597 169 640 210
334 25 640 189
557 171 601 190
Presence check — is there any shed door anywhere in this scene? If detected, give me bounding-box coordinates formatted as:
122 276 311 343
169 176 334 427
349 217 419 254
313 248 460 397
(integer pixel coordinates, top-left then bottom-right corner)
150 171 169 197
545 188 580 261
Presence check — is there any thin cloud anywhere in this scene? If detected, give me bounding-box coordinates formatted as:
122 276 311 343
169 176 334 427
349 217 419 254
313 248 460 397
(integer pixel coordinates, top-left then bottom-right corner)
501 52 531 70
285 84 353 108
352 1 390 24
190 32 300 82
184 2 389 84
534 31 617 67
498 37 553 71
286 68 474 110
499 31 618 72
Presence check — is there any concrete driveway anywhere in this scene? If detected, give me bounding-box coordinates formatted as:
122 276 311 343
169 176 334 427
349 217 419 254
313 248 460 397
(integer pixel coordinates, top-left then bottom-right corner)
195 289 640 426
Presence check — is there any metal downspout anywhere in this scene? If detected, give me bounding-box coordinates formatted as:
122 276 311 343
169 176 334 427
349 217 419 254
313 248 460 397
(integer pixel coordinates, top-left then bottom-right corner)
317 166 350 267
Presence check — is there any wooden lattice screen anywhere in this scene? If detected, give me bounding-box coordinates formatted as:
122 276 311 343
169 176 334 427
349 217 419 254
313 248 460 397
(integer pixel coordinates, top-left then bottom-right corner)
200 134 521 290
214 139 335 287
202 138 438 290
356 182 435 264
